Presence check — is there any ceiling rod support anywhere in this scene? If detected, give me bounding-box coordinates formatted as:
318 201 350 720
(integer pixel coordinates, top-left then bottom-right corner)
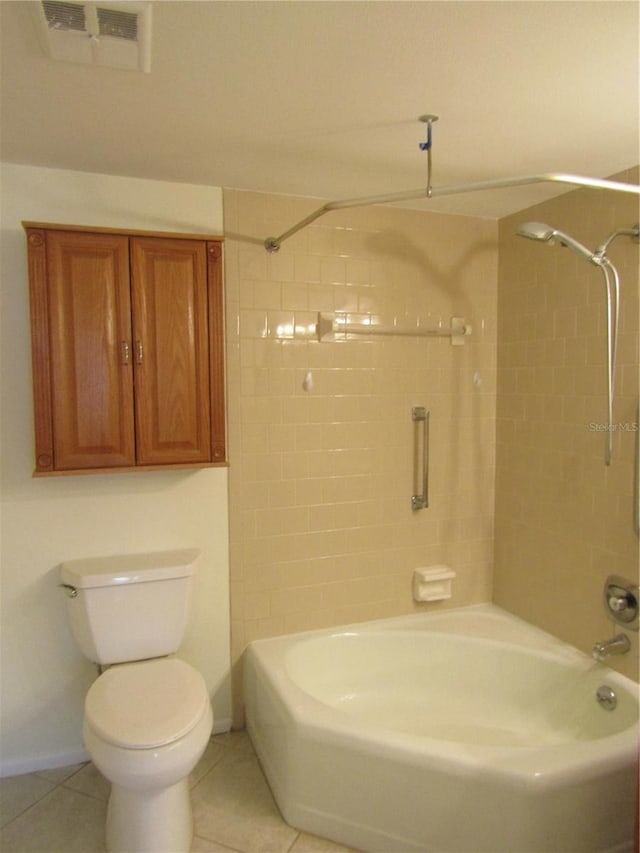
264 172 640 253
418 114 439 197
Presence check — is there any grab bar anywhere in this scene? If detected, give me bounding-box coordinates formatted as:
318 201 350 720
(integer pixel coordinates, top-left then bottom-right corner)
315 313 471 344
411 407 429 510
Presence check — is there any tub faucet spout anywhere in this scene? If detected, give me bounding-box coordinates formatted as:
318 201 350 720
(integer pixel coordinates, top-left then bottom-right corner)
592 633 631 662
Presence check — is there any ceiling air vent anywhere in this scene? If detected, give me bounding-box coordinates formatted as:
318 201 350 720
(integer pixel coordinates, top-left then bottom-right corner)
42 1 86 32
96 7 138 41
34 1 151 72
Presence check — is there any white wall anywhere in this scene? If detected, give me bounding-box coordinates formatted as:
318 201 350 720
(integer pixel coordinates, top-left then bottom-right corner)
0 164 231 776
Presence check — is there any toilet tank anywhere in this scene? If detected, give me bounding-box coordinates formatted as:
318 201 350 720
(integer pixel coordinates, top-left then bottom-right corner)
59 549 200 665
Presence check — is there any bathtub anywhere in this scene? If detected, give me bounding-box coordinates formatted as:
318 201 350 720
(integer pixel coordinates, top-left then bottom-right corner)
244 604 639 853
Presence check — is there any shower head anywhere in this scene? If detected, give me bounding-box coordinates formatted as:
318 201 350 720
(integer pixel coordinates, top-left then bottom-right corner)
516 221 556 243
516 221 597 263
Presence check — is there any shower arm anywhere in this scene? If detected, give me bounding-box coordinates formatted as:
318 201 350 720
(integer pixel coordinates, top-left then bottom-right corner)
596 225 640 257
264 173 640 252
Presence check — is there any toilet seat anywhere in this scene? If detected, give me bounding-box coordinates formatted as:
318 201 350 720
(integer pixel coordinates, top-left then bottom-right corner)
85 658 209 749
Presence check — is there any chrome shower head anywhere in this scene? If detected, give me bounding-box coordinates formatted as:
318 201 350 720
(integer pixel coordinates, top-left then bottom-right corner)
516 221 596 263
516 221 556 243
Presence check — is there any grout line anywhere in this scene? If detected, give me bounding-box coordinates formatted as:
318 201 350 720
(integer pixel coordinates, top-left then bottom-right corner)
285 830 302 852
192 833 247 853
0 782 59 832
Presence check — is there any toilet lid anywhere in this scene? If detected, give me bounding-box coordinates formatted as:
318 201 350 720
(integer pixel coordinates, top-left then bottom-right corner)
85 658 209 749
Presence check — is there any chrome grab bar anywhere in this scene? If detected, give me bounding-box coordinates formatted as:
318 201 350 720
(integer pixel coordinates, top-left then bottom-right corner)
315 313 471 343
411 407 429 511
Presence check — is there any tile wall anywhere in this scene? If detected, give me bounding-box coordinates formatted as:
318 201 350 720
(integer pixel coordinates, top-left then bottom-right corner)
495 168 639 681
223 190 498 721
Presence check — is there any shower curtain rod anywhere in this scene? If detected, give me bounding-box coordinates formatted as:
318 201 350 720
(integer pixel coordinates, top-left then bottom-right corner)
264 172 640 252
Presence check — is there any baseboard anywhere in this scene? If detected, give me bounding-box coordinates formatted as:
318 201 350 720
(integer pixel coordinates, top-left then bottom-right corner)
1 720 232 779
212 717 232 735
0 747 90 779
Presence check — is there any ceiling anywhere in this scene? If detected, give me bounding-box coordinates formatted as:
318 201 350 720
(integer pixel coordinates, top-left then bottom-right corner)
1 1 638 219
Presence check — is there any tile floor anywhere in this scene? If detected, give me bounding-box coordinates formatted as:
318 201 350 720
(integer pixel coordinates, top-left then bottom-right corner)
0 730 359 853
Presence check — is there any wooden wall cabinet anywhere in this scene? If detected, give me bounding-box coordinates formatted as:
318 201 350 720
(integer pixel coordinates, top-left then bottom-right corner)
24 223 226 475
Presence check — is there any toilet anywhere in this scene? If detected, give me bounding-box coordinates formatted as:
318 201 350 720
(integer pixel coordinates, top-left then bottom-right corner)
60 549 213 853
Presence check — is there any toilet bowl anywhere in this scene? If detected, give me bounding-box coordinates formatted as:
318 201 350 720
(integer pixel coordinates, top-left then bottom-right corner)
84 658 213 853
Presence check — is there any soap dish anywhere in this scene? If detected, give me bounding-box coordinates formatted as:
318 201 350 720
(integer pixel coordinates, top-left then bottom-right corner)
412 566 456 602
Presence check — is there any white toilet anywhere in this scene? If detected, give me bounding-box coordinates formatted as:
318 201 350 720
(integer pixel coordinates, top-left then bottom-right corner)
60 549 213 853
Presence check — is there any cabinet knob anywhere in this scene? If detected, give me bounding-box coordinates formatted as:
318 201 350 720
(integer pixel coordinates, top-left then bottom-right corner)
136 341 143 364
121 341 130 365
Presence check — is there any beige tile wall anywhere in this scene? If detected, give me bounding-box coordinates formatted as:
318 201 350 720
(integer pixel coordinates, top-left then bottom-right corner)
495 168 639 682
224 190 498 721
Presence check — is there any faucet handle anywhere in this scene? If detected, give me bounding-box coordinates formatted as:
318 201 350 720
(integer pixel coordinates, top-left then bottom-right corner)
604 576 639 630
608 594 630 613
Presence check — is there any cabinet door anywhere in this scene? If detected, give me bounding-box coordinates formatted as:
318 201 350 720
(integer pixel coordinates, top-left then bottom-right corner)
130 237 212 465
46 231 135 470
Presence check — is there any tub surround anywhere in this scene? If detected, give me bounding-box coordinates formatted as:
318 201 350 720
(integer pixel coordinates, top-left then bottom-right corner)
224 189 498 723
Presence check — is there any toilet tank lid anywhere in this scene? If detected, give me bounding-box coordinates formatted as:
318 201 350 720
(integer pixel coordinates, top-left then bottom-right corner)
59 549 200 589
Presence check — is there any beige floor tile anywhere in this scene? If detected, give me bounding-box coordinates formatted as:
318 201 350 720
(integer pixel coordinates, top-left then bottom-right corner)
220 730 256 755
63 763 110 802
189 737 227 787
1 738 354 853
34 764 85 785
0 773 57 828
191 741 297 853
290 832 361 853
0 786 106 852
191 834 244 852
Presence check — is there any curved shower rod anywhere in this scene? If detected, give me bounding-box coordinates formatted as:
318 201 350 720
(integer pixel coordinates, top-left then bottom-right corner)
264 172 640 252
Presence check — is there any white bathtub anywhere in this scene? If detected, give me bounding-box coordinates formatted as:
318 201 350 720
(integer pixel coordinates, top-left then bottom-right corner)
244 604 639 853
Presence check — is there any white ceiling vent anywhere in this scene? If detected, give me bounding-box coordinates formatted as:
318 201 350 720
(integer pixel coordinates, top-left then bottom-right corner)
35 1 151 72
